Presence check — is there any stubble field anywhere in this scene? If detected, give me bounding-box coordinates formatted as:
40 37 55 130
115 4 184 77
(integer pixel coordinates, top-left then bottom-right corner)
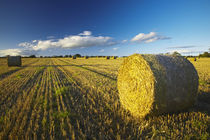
0 57 209 139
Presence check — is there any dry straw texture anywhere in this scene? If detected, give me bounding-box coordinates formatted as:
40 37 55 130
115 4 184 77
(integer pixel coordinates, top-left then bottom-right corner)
7 56 22 67
117 54 198 118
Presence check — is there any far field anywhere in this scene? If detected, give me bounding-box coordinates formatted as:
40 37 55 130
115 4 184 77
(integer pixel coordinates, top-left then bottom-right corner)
0 57 209 139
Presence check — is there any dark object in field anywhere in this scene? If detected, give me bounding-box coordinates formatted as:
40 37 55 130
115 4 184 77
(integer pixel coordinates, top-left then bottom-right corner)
118 54 199 118
7 56 22 67
85 56 89 59
106 56 110 59
194 57 197 61
113 56 118 59
73 56 76 59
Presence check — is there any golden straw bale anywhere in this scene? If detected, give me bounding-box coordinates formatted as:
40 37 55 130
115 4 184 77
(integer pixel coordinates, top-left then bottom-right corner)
117 54 198 118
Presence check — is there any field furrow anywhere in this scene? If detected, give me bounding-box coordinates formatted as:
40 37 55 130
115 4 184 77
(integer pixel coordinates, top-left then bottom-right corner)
0 59 46 117
58 58 120 80
0 67 45 139
0 59 49 139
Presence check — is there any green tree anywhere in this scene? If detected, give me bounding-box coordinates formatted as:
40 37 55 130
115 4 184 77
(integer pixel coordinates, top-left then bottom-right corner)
29 55 36 58
199 52 210 57
172 51 181 56
74 54 82 57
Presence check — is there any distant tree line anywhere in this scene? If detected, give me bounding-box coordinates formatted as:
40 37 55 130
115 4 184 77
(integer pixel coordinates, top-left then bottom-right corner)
36 54 120 58
199 52 210 57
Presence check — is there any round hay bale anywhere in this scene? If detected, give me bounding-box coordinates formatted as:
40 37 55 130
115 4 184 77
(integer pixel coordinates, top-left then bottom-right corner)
113 56 118 59
117 54 198 118
7 56 22 67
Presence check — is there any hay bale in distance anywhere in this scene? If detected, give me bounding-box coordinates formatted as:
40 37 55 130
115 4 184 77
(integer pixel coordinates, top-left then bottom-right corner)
7 56 22 67
106 56 110 59
113 56 118 59
117 54 198 118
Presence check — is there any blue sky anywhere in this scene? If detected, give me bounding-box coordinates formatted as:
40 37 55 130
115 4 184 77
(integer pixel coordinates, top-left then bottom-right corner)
0 0 210 56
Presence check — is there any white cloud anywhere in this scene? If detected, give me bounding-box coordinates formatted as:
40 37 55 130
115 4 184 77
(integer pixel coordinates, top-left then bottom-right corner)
99 49 105 52
17 31 117 52
131 32 170 43
0 48 37 56
18 42 34 48
0 49 22 56
57 35 115 49
33 40 56 51
79 31 92 36
1 31 117 56
113 47 119 51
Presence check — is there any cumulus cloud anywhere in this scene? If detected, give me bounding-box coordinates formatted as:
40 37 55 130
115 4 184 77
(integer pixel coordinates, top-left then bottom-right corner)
131 32 170 43
18 42 35 48
1 31 117 56
17 31 117 52
2 31 171 56
79 31 92 36
0 48 38 56
0 49 22 56
33 40 57 51
56 35 115 49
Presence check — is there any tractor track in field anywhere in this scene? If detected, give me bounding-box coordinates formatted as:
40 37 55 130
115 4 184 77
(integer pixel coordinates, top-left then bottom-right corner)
58 58 117 81
54 59 112 96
